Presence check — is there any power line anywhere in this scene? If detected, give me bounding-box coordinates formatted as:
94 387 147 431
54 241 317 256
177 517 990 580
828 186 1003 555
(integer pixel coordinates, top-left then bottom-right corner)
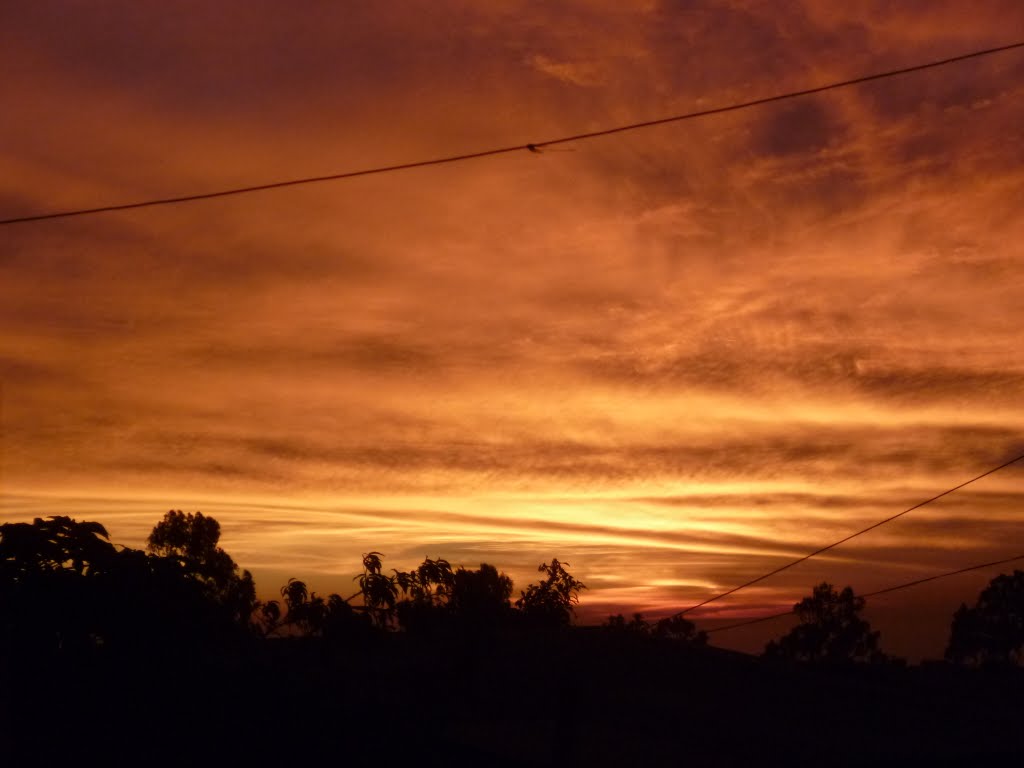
703 551 1024 635
3 40 1024 227
675 451 1024 617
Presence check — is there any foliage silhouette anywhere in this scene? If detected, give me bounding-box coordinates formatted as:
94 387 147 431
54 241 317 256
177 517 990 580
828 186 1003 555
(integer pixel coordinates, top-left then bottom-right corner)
604 612 708 645
0 516 118 653
516 558 586 628
274 553 539 638
356 550 399 627
763 582 884 663
604 612 650 633
0 514 254 655
394 555 455 604
0 511 594 764
1 516 587 650
449 563 514 624
391 555 454 633
382 556 514 634
148 509 258 626
11 511 1024 765
946 569 1024 666
265 577 369 640
0 515 116 576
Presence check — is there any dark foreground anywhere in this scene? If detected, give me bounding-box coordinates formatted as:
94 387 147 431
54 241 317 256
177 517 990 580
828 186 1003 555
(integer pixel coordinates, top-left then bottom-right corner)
4 629 1023 767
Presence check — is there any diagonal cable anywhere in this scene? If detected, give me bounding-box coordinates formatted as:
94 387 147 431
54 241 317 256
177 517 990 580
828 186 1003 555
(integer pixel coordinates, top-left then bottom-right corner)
675 452 1024 617
2 40 1023 226
704 551 1024 635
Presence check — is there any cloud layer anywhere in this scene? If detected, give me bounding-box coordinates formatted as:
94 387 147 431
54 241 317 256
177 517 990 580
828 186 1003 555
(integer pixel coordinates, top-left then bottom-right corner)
3 0 1024 659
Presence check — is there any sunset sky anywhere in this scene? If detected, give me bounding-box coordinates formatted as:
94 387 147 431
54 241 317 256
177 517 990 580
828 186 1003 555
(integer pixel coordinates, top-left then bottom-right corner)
3 1 1024 659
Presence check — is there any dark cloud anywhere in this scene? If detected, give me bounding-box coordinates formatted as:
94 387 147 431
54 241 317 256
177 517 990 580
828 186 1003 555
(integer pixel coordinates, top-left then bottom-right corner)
575 340 1024 405
43 420 1011 494
0 356 62 385
751 100 841 158
189 334 441 373
1 2 510 115
858 49 1024 122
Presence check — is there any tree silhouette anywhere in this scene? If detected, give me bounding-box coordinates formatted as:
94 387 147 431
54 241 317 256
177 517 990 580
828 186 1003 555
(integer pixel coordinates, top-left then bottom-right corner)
603 613 707 645
147 510 257 627
263 577 370 640
276 555 515 637
604 613 650 633
257 597 282 635
394 556 455 604
0 516 116 576
393 555 454 633
0 514 247 654
355 551 398 627
448 563 513 623
278 577 322 634
946 569 1024 666
148 510 238 588
764 582 883 663
0 516 118 653
515 558 586 628
391 558 514 634
651 615 707 644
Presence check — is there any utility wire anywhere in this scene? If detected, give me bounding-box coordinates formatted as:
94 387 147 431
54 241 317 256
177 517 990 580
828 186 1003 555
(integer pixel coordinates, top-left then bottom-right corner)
703 551 1024 635
675 451 1024 617
3 40 1023 226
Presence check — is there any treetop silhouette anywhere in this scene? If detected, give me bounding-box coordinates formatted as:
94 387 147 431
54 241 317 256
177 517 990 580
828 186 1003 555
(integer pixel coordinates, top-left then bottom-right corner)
0 514 256 655
946 569 1024 666
148 509 258 627
0 516 115 577
764 582 884 664
604 612 707 645
515 558 587 627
